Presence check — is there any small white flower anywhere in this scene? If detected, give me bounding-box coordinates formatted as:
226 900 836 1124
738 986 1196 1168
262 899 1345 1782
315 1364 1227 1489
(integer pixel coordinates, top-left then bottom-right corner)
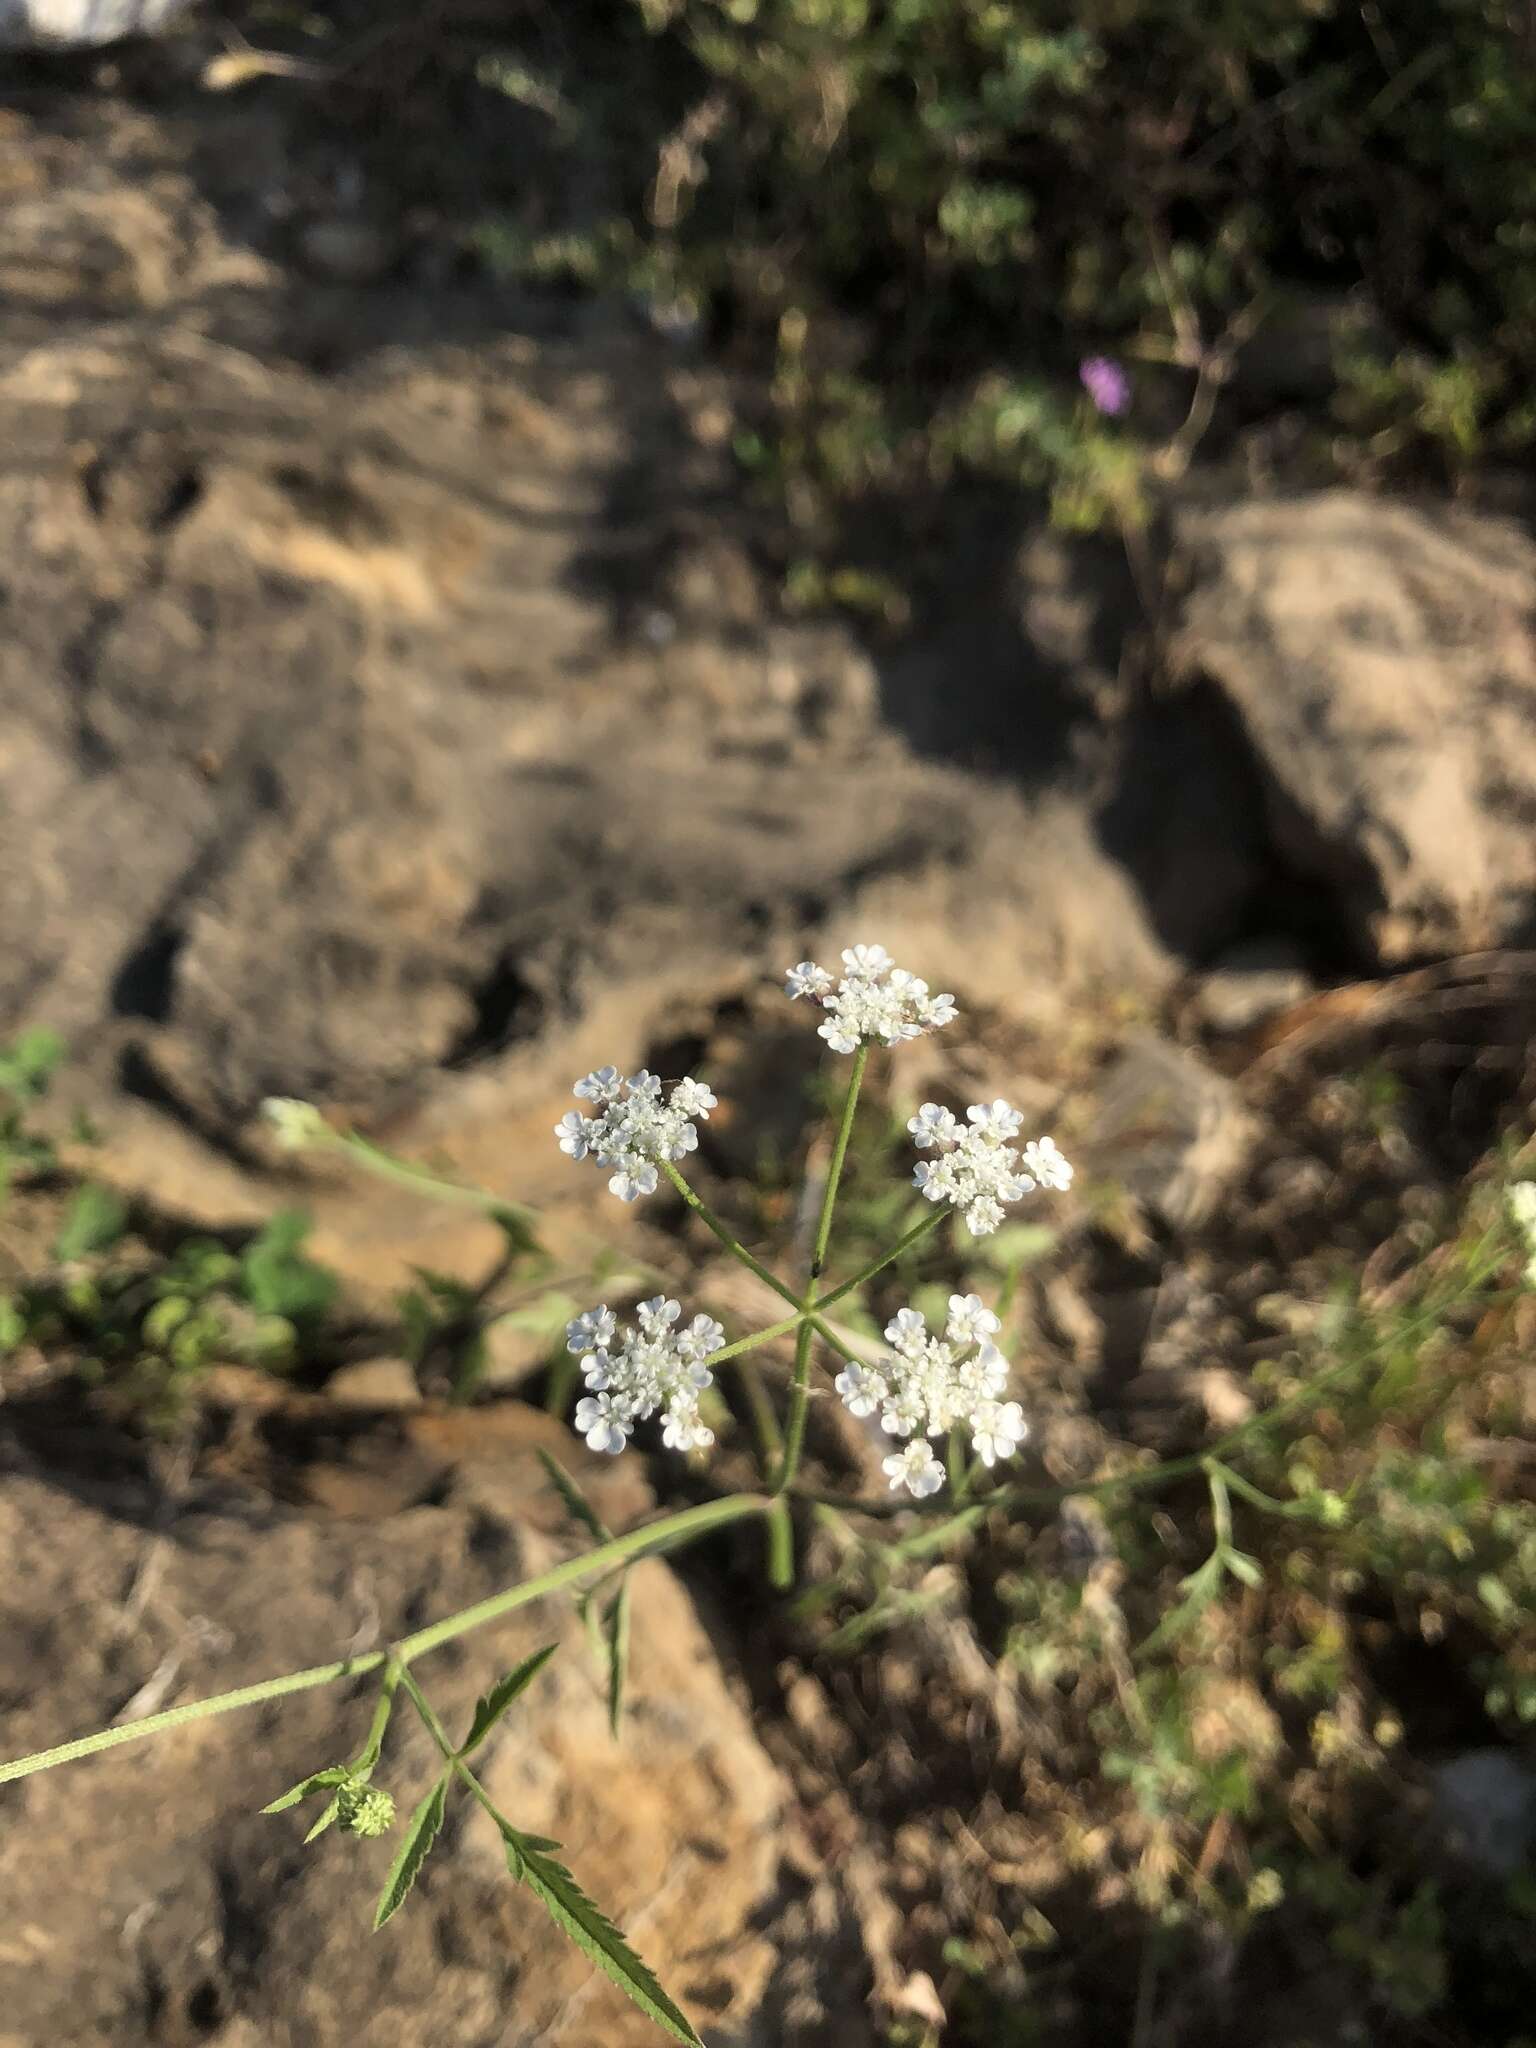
884 1306 929 1357
261 1097 327 1150
785 961 834 1001
676 1313 725 1363
670 1079 718 1118
661 1412 715 1453
784 944 959 1054
908 1102 960 1149
970 1399 1028 1468
834 1361 885 1418
555 1110 593 1161
882 1441 946 1498
1020 1135 1073 1192
946 1293 1000 1346
555 1066 716 1203
842 943 893 976
574 1066 621 1103
908 1098 1071 1237
564 1298 724 1459
967 1099 1023 1141
566 1306 617 1355
575 1393 631 1456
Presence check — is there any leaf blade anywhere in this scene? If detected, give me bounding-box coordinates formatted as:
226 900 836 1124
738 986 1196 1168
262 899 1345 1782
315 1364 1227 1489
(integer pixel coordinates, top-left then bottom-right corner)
459 1644 559 1757
373 1773 449 1929
510 1841 703 2046
535 1448 612 1544
261 1765 351 1815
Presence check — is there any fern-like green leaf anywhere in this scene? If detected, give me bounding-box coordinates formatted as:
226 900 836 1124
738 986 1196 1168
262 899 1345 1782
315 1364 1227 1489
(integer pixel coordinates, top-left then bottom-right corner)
373 1773 449 1929
459 1645 558 1757
507 1837 703 2046
261 1765 351 1815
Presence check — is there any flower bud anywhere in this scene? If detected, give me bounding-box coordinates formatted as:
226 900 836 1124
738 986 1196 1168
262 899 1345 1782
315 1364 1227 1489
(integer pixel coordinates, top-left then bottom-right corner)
337 1781 396 1838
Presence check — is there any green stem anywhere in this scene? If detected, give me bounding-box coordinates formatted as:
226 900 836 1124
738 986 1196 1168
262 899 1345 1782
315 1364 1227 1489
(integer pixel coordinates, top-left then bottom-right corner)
773 1049 870 1499
775 1317 818 1495
0 1493 770 1789
325 1127 530 1232
816 1207 946 1310
395 1666 507 1828
708 1309 805 1365
811 1043 868 1283
662 1162 800 1312
765 1496 795 1591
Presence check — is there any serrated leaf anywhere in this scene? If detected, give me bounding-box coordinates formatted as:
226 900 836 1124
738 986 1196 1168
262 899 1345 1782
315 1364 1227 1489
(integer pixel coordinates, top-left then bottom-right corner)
536 1449 612 1544
54 1184 128 1262
459 1645 558 1756
261 1765 351 1815
509 1840 703 2046
305 1795 343 1842
606 1579 631 1740
373 1773 449 1929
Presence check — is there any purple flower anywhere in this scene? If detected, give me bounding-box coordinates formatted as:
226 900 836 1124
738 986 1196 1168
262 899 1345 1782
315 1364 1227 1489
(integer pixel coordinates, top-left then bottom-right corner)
1079 356 1130 417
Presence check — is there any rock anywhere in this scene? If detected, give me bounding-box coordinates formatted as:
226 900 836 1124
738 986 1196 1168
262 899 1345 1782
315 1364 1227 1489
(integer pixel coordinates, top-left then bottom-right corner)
0 1410 784 2043
1429 1749 1536 1877
1085 1034 1257 1231
1174 492 1536 964
296 217 402 286
0 70 1202 1213
1193 937 1316 1035
0 0 190 44
324 1354 421 1407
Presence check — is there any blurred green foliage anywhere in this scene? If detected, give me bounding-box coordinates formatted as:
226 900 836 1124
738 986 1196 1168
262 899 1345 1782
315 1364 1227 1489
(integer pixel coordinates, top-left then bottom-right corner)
476 0 1536 579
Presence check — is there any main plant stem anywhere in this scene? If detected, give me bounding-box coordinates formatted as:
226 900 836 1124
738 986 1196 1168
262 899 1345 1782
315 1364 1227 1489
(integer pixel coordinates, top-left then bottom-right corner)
0 1493 770 1789
775 1045 868 1504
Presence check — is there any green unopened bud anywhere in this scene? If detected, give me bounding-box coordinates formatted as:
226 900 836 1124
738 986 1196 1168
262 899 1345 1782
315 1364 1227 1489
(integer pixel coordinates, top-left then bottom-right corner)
261 1097 328 1152
337 1780 396 1838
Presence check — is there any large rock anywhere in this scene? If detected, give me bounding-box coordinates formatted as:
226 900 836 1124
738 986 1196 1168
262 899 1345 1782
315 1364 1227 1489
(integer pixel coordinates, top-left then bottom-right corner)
0 1406 784 2045
1174 492 1536 964
0 75 1203 1251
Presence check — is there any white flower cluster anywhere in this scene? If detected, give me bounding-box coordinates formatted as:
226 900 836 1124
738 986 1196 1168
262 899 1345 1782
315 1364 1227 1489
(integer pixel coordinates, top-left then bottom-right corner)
907 1099 1072 1236
261 1096 328 1151
785 944 957 1055
555 1067 717 1202
1508 1182 1536 1286
835 1294 1028 1497
566 1296 724 1456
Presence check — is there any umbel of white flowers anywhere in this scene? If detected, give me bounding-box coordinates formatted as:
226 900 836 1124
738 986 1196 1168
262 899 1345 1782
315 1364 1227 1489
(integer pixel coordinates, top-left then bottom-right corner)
551 944 1075 1489
565 1297 724 1455
785 943 957 1053
908 1100 1073 1237
555 1067 718 1202
835 1294 1029 1496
